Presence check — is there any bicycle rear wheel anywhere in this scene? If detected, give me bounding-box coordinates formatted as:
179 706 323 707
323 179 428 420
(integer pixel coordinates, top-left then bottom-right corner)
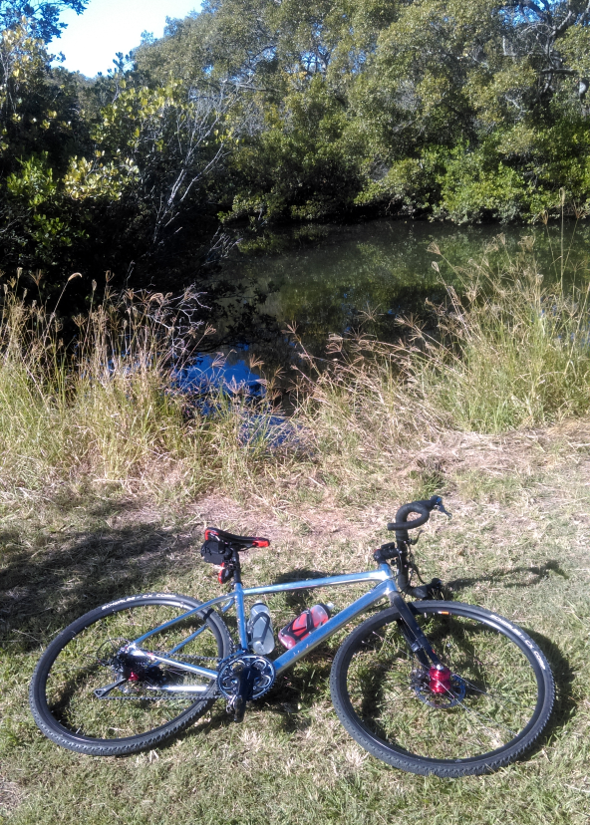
330 601 554 777
30 593 232 756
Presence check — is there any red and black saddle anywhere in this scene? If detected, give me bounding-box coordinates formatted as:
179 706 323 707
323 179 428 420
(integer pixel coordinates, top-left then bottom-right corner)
200 528 270 565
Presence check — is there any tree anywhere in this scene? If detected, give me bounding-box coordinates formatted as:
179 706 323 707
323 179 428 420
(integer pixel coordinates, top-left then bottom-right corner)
87 78 232 249
0 0 87 42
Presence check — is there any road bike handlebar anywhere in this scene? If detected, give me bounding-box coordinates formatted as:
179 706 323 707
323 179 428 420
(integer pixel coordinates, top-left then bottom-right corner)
387 496 450 543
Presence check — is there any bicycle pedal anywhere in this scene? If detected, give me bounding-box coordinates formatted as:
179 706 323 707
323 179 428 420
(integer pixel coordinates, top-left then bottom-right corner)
409 578 447 600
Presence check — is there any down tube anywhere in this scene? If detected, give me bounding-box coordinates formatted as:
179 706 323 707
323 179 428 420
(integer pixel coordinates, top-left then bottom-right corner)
273 580 397 676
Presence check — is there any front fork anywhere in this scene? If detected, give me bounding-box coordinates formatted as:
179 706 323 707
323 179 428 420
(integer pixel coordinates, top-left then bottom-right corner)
388 591 441 668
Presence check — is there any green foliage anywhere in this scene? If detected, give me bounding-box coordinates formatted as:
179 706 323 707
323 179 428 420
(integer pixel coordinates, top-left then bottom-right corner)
5 0 590 292
90 79 229 245
222 76 369 222
0 0 86 43
434 144 531 223
5 154 84 251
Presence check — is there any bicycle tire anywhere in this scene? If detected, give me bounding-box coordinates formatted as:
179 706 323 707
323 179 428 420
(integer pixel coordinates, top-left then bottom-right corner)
330 601 554 777
30 593 232 756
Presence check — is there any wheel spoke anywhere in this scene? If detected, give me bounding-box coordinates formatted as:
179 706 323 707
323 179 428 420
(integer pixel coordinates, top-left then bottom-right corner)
330 602 553 776
30 596 231 754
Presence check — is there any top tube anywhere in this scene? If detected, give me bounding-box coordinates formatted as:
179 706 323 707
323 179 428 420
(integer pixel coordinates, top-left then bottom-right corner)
241 567 394 598
132 567 394 647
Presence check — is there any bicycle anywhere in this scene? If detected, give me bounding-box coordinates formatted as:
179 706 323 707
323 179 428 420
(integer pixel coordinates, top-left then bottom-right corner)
29 496 555 778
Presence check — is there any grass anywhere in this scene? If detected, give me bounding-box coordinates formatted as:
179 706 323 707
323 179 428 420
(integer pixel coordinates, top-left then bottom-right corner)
2 432 590 825
418 235 590 431
1 239 590 823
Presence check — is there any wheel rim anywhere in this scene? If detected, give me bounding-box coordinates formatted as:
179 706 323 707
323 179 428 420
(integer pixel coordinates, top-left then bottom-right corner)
342 607 545 764
41 601 223 742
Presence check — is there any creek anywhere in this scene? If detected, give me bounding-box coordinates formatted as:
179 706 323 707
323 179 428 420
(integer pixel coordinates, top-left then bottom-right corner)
188 217 590 392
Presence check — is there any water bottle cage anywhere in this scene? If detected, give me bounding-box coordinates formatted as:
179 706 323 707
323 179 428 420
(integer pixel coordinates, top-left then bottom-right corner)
284 609 317 641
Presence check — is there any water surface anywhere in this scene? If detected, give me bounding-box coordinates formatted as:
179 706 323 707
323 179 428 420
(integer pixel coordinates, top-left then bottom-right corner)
203 218 590 383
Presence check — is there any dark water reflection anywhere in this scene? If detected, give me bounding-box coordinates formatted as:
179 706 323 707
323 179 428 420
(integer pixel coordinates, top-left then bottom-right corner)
206 218 590 380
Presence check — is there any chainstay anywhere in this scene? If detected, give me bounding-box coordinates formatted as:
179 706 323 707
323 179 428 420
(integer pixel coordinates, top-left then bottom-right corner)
100 690 218 702
98 652 222 702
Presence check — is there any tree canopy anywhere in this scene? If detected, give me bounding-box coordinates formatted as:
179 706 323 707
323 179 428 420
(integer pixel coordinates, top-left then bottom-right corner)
0 0 86 41
2 0 590 298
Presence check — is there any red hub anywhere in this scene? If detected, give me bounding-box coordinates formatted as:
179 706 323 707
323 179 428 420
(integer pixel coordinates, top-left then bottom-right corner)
428 664 452 694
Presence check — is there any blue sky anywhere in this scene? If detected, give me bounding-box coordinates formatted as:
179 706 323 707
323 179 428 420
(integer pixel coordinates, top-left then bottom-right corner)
53 0 201 77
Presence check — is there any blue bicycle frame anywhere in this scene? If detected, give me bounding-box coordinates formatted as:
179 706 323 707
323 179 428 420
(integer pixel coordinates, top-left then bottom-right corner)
125 564 400 684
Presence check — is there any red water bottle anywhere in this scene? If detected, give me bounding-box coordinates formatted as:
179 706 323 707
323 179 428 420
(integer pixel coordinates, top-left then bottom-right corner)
278 603 333 649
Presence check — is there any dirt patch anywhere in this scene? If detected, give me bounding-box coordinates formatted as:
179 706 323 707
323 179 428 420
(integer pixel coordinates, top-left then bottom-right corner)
0 775 22 818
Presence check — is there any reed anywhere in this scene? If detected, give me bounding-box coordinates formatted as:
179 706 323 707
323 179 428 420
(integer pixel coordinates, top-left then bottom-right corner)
2 231 590 507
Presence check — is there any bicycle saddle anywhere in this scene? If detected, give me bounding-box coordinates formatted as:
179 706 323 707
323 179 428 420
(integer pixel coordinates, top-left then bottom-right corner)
204 528 270 549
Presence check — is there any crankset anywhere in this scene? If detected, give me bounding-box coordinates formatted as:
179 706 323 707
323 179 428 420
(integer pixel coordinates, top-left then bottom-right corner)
217 653 276 722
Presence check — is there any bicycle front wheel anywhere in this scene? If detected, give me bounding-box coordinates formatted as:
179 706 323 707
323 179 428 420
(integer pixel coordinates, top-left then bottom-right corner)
30 593 232 756
330 601 554 777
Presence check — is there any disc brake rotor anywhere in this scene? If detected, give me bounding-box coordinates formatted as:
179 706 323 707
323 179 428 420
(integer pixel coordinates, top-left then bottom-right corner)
411 667 467 708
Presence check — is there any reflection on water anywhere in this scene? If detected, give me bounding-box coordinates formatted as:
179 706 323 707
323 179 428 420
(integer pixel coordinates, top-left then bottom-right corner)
174 351 301 447
193 218 590 392
175 351 263 396
216 219 590 361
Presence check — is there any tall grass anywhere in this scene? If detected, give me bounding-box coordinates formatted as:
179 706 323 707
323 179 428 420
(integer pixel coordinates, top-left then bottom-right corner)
0 276 250 499
2 233 590 504
416 236 590 431
293 233 590 495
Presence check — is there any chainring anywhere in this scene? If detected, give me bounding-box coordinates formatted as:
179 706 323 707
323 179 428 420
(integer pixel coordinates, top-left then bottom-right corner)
217 653 276 702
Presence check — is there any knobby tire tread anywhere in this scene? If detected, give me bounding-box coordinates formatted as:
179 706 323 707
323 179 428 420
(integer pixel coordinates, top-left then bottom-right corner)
329 601 554 778
29 593 232 756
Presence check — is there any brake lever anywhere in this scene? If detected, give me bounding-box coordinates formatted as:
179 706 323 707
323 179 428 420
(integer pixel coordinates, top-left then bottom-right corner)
436 501 452 518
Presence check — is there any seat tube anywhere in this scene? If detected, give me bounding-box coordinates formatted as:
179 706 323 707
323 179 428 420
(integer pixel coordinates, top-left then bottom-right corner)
234 582 249 651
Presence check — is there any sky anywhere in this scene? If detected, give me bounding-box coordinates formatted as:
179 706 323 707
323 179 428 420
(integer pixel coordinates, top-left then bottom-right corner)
53 0 201 77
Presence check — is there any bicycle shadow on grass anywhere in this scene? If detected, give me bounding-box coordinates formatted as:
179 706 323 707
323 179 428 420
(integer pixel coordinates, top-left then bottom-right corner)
446 559 568 593
0 506 209 654
175 657 334 748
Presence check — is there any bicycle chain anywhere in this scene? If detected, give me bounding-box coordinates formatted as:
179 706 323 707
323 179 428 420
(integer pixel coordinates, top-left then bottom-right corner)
98 653 223 702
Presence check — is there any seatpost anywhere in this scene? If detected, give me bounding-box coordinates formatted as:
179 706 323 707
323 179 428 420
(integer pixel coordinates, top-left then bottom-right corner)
231 547 242 584
231 547 249 650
